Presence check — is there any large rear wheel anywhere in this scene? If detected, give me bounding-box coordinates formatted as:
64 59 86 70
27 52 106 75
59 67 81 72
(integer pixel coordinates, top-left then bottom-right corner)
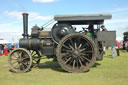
56 33 97 73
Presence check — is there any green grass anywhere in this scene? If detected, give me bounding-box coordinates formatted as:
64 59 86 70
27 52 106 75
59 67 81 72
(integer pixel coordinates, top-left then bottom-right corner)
0 50 128 85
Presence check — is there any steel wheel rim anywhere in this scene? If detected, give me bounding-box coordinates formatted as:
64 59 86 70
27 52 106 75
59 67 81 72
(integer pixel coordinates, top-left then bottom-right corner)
8 48 32 73
57 33 96 72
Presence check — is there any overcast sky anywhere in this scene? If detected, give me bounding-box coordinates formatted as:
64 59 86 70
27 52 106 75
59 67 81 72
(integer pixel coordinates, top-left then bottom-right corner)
0 0 128 42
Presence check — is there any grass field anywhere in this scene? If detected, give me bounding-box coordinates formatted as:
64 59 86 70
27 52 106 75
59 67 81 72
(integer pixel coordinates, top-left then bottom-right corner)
0 50 128 85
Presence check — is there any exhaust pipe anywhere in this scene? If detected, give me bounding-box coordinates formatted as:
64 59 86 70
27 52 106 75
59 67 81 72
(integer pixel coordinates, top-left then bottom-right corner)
22 13 29 39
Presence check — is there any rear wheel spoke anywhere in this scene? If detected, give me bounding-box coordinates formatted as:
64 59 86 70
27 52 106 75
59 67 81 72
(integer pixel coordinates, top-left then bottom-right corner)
78 44 82 49
32 53 37 57
81 56 91 62
64 57 71 64
69 38 74 47
31 51 34 56
76 59 79 69
61 53 70 56
74 43 77 49
30 50 41 68
69 44 74 50
62 44 71 49
73 60 76 69
84 51 93 53
80 48 86 52
79 59 83 67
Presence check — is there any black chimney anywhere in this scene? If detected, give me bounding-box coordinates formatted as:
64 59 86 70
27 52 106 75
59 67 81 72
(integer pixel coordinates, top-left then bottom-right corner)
22 13 29 39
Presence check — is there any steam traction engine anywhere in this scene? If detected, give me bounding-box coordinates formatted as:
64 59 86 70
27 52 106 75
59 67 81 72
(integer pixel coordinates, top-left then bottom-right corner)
8 13 116 73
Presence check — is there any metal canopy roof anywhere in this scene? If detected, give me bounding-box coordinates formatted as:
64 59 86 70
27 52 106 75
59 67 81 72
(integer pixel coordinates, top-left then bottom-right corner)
123 31 128 35
54 14 112 25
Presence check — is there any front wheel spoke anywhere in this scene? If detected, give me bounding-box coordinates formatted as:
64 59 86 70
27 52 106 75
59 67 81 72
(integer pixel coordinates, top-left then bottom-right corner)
19 51 23 56
11 61 18 65
22 62 28 67
11 58 18 60
21 64 25 70
64 57 71 64
13 53 18 58
22 57 29 60
15 63 20 69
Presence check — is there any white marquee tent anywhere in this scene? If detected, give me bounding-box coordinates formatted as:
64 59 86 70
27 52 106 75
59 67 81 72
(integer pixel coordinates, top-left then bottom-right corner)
0 39 11 44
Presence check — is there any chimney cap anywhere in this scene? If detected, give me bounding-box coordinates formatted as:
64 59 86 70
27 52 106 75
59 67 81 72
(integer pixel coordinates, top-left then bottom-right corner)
22 13 29 15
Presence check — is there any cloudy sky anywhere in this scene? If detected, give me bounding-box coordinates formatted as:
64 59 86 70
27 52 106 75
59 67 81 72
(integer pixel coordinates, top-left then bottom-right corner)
0 0 128 42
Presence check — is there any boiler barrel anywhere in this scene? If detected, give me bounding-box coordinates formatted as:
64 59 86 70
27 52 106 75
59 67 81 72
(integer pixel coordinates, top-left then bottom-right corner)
19 38 41 50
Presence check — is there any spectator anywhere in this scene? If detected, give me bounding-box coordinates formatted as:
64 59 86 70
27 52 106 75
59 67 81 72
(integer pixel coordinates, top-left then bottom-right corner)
112 45 116 58
116 41 120 56
0 44 4 56
3 44 9 56
10 44 15 52
7 43 11 52
15 43 19 48
127 41 128 52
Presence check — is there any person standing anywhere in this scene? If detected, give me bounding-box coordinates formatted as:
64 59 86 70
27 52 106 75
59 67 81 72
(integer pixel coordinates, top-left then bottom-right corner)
0 44 4 56
127 41 128 52
116 41 120 56
112 45 116 58
3 44 9 56
15 43 19 48
10 44 15 52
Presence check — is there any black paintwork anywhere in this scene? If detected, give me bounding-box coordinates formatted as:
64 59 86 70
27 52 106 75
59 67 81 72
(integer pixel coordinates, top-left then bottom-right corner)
19 13 116 60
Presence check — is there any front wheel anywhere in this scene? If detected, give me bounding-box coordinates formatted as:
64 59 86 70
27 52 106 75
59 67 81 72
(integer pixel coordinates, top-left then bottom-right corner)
8 48 32 73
